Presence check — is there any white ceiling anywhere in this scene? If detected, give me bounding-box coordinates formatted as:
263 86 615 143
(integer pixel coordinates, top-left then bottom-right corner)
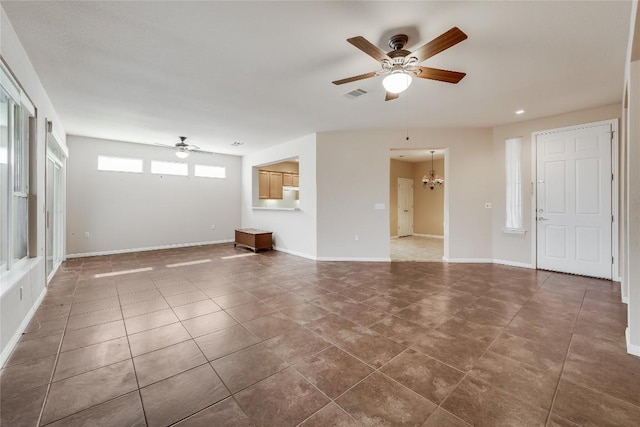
1 1 631 156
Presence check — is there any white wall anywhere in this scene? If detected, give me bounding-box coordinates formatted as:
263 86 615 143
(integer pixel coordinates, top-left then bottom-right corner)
66 136 241 256
316 128 493 261
242 134 317 259
1 6 67 365
491 103 622 268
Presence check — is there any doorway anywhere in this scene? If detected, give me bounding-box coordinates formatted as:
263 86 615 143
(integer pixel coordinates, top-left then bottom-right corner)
534 120 616 279
389 149 446 262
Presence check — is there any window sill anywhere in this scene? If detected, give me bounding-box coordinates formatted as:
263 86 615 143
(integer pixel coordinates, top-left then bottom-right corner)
0 257 42 299
252 207 300 211
502 228 527 235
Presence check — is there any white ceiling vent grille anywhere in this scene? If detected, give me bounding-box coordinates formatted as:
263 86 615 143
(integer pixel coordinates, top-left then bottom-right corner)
344 88 368 99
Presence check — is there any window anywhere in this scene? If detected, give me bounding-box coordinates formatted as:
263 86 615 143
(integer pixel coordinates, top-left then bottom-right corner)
194 164 225 178
1 64 33 273
151 160 187 176
504 137 524 232
97 155 143 173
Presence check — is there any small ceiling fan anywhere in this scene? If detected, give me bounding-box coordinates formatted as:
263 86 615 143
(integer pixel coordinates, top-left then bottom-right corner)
332 27 468 101
156 136 203 158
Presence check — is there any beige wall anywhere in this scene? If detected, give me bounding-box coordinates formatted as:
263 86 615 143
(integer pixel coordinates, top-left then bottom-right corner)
317 128 493 261
389 159 413 236
413 158 445 236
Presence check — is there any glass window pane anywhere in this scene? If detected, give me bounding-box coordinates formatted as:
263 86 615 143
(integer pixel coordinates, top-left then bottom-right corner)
13 195 27 261
0 91 9 270
150 160 188 176
505 137 523 230
97 155 143 173
194 164 225 178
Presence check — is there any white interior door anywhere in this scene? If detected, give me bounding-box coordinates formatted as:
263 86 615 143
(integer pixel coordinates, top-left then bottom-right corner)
536 123 612 279
398 178 413 237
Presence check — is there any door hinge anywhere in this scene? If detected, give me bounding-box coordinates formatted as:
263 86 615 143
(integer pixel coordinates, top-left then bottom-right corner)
612 215 614 223
612 256 614 264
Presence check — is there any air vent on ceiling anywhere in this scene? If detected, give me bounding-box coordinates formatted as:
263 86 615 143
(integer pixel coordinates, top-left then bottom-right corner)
344 88 368 99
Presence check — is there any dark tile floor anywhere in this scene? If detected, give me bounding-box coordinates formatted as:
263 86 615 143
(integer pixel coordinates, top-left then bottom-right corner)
1 244 639 426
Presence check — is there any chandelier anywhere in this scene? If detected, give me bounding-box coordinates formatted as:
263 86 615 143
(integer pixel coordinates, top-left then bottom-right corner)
422 150 444 190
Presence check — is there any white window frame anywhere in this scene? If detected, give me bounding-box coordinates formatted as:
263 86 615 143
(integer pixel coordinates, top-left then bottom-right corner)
194 164 226 179
504 137 526 234
151 160 188 176
1 63 32 274
97 155 143 173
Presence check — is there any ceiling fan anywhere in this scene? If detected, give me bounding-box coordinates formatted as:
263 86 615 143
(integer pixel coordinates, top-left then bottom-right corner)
156 136 204 159
332 27 468 101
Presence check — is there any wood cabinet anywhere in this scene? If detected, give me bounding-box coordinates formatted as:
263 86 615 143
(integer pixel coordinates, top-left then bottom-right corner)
259 171 283 199
258 169 299 199
258 171 270 199
268 172 283 199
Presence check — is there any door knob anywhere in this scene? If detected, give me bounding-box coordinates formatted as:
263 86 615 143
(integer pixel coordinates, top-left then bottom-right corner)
538 217 548 221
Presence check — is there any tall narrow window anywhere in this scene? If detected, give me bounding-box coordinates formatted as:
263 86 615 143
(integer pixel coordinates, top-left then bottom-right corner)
1 63 33 273
505 137 524 232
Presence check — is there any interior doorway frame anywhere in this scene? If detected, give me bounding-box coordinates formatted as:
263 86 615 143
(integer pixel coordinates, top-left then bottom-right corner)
530 119 619 279
388 147 450 262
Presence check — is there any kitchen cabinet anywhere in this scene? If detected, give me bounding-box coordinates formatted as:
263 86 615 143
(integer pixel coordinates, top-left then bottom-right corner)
259 170 283 199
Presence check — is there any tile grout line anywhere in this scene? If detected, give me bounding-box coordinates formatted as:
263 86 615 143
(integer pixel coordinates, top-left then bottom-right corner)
35 266 82 426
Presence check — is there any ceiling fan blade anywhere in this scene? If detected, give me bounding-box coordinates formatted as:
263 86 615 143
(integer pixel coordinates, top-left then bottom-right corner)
332 71 377 85
416 67 466 84
347 36 391 62
407 27 467 64
186 144 201 150
385 92 399 101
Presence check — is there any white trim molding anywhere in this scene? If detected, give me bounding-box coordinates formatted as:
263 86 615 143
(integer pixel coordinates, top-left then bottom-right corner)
626 328 640 357
493 259 536 269
315 256 391 262
66 239 234 259
272 246 316 261
412 234 444 239
0 286 47 367
444 258 494 264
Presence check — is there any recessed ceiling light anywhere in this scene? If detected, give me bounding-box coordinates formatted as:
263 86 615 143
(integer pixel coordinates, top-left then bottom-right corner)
515 109 525 115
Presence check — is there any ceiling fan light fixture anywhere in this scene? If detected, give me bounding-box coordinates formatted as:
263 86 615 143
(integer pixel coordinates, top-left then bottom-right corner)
382 71 412 94
175 150 189 159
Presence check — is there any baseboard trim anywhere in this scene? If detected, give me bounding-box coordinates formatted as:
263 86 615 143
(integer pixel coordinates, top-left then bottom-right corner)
315 256 391 262
444 258 494 264
626 328 640 357
272 246 316 261
1 285 47 367
412 234 445 240
493 259 536 269
66 239 234 259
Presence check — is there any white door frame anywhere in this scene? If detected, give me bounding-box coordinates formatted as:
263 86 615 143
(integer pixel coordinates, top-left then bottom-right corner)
530 119 619 279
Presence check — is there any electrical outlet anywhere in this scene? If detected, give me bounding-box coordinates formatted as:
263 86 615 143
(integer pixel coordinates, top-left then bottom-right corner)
485 203 492 209
210 225 216 230
84 232 90 239
354 234 359 241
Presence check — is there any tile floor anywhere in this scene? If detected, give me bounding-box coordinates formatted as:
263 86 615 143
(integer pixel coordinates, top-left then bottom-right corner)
391 236 443 262
1 243 639 426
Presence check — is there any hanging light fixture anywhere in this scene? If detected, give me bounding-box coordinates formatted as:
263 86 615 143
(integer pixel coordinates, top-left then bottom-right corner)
422 150 444 190
175 149 189 159
382 70 412 94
